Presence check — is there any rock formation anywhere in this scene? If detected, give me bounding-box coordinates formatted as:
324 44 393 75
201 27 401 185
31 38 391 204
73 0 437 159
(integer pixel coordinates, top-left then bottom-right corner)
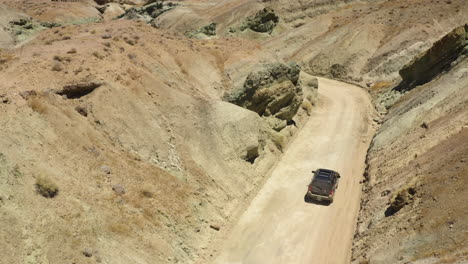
239 8 279 34
116 1 175 23
398 24 468 90
187 23 217 39
224 62 303 122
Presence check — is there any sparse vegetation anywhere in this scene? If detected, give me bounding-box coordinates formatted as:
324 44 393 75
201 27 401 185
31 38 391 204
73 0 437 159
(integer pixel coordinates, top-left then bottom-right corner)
35 175 59 198
128 53 137 60
109 222 131 235
124 37 136 46
92 51 104 59
127 68 140 80
73 66 83 74
51 62 64 71
370 81 392 90
67 48 77 54
0 54 14 64
269 131 286 151
140 187 154 198
27 97 48 114
301 100 313 116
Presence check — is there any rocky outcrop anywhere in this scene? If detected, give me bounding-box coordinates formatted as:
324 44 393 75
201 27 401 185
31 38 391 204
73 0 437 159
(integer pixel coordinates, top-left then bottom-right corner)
398 24 468 90
239 8 279 34
329 63 347 79
94 0 146 5
116 2 175 23
187 23 217 39
0 5 46 48
299 71 319 106
224 62 303 122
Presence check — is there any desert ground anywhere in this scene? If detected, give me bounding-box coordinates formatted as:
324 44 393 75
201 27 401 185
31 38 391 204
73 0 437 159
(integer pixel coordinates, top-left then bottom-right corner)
0 0 466 263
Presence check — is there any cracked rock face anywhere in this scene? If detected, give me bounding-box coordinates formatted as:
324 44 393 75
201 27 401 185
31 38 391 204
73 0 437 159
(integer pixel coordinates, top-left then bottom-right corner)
398 24 468 90
225 62 303 121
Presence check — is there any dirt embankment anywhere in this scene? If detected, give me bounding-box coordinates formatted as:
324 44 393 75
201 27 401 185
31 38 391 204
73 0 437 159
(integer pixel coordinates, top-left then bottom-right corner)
352 24 468 264
0 11 314 264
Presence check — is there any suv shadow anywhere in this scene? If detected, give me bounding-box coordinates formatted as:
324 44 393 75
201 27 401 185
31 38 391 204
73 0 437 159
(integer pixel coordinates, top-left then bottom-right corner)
303 194 331 206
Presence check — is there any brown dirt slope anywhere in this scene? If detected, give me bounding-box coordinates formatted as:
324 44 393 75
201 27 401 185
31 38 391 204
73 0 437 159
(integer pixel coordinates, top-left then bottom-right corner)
0 18 312 263
352 26 468 263
155 0 467 85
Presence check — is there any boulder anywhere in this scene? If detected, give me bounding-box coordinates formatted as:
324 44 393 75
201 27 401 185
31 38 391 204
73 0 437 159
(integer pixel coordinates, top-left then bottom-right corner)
265 116 287 132
225 62 303 122
398 24 468 90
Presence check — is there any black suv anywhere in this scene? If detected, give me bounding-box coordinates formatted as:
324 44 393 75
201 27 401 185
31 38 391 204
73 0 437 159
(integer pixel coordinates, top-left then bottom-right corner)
306 168 341 203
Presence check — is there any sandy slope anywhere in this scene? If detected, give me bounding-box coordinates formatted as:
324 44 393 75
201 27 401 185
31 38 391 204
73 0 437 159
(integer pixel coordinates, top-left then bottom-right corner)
212 78 375 264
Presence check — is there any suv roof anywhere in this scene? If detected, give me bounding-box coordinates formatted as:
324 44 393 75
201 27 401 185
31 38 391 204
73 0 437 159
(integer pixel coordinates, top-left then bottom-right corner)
314 169 335 181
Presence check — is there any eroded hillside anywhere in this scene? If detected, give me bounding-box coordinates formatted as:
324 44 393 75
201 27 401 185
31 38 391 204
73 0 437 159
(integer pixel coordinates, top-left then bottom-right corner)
0 13 313 264
353 24 468 264
0 0 467 263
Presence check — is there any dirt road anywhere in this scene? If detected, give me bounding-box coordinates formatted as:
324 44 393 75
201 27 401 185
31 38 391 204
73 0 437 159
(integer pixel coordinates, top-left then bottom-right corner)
213 78 375 264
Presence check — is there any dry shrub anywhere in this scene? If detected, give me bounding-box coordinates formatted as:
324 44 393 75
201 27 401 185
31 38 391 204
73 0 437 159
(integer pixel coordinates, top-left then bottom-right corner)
306 94 315 103
67 48 77 54
109 222 131 236
53 55 63 61
128 53 137 60
0 52 15 64
127 68 140 80
123 37 136 46
28 97 48 114
35 175 59 198
52 62 64 71
269 131 286 152
301 100 313 116
371 81 392 90
140 185 154 198
92 51 104 59
175 58 188 75
74 66 83 74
